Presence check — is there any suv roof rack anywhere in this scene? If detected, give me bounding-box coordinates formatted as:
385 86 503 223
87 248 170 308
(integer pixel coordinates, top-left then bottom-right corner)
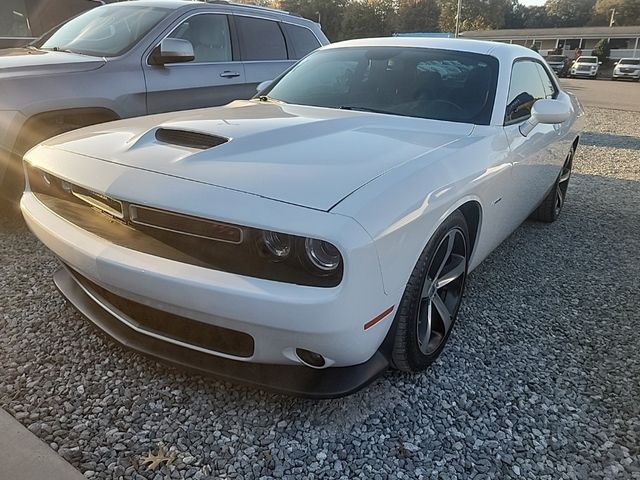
201 0 301 17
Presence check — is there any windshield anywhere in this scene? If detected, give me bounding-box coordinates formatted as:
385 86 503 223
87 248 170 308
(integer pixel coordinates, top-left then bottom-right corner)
620 59 640 65
577 57 597 63
264 47 499 125
39 4 170 57
547 56 565 62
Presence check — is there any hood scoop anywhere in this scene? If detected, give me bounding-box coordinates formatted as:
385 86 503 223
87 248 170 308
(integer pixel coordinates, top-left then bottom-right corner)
155 128 228 150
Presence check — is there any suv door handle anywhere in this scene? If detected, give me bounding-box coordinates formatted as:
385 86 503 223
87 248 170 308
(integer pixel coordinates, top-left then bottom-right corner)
220 71 240 78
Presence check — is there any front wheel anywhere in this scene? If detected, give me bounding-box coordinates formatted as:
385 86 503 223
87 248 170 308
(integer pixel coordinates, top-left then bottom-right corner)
391 211 470 372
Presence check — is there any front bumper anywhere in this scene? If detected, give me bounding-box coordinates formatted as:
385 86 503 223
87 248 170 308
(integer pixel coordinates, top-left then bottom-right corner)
53 267 390 398
571 70 597 77
612 70 640 79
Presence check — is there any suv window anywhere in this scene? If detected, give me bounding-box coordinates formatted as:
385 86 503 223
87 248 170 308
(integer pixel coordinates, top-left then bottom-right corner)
0 0 31 37
236 16 287 61
505 60 547 124
282 23 320 59
170 14 232 63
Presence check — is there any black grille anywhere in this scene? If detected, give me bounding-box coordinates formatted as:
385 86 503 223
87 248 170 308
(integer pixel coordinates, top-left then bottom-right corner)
155 128 228 149
69 268 255 358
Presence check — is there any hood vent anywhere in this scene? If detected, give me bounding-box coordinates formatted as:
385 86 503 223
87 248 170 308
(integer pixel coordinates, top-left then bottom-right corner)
155 128 228 149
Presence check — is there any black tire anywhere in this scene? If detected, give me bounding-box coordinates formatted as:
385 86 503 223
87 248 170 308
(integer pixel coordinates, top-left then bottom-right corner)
391 210 470 372
531 146 574 223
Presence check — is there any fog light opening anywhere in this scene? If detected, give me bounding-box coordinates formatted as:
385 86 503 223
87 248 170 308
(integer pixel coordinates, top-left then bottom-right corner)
295 348 326 368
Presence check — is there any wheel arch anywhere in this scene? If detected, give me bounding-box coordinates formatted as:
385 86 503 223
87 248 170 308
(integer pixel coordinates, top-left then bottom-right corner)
457 200 483 262
13 107 121 155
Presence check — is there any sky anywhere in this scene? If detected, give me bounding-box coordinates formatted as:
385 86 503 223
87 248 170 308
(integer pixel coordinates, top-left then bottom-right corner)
519 0 546 5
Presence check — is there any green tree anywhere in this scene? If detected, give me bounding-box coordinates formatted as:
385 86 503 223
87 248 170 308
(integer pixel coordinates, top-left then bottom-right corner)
396 0 440 33
592 38 611 62
437 0 513 33
340 0 398 40
544 0 597 27
594 0 640 25
278 0 347 41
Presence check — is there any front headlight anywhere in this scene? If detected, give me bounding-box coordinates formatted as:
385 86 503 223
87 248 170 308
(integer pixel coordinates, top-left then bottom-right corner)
304 238 341 272
26 164 344 287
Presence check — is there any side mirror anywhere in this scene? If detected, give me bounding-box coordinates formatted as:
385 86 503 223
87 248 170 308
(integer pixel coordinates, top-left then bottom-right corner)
149 38 194 65
520 99 571 137
599 61 603 65
256 79 273 93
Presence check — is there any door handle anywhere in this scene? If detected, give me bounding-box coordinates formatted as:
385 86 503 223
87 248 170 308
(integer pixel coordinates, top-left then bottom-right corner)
220 71 240 78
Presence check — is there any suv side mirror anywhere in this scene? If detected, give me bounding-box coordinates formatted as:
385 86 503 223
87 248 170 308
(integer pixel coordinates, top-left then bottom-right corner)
598 61 603 65
520 99 571 136
149 38 195 66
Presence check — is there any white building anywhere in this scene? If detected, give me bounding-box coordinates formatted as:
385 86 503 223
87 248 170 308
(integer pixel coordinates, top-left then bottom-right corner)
460 26 640 59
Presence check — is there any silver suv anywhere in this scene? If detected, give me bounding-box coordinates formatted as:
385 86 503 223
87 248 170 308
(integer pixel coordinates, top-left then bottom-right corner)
0 0 328 203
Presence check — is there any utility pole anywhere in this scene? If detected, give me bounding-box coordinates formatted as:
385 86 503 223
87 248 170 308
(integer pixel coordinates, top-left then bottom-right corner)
455 0 462 38
609 8 616 27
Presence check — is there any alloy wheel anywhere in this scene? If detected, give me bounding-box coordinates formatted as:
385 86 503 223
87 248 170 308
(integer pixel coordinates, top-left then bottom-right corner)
416 228 467 355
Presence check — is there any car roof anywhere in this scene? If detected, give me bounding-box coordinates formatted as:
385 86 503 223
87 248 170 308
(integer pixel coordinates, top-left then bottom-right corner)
111 0 297 16
321 37 542 63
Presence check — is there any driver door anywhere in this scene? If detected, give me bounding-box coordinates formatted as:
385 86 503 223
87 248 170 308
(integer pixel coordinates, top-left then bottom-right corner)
503 60 563 223
143 13 247 114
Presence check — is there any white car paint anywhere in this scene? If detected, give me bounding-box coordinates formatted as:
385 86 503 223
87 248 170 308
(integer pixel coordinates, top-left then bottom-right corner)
21 38 582 376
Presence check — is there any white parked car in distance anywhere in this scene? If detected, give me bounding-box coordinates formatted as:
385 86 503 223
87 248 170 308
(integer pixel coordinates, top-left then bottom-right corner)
22 38 582 397
612 57 640 81
570 55 601 78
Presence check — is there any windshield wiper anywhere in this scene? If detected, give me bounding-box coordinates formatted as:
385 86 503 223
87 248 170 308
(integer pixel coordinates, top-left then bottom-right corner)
339 105 394 115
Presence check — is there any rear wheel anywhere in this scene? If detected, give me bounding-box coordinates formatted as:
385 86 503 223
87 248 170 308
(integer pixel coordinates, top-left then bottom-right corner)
531 146 574 223
391 211 469 372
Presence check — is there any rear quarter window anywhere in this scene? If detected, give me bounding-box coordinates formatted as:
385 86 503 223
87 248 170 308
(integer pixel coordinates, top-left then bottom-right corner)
235 16 287 61
283 23 321 59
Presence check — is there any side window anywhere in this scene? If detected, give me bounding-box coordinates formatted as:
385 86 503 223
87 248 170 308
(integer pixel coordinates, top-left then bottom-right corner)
283 24 321 59
0 0 31 37
169 14 232 63
235 16 287 61
535 63 558 99
505 60 547 124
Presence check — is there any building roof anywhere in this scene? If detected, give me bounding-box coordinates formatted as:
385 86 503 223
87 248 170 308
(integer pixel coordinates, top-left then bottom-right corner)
461 26 640 40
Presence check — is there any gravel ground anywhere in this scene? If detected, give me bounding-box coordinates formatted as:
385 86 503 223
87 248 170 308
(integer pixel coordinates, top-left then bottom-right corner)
1 106 639 479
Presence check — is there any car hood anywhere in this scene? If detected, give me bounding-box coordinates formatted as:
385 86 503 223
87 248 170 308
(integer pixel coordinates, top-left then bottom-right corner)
43 100 473 211
0 47 105 80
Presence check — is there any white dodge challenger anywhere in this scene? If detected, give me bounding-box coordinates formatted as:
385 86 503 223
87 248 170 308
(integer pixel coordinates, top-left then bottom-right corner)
21 38 582 397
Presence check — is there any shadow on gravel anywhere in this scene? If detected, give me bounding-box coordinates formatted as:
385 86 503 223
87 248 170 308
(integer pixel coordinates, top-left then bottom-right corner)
581 131 640 150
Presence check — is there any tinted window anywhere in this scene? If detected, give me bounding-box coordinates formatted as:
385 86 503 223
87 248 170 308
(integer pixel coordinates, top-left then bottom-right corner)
546 56 565 62
535 63 557 99
505 61 547 124
265 47 499 125
577 57 597 63
170 14 232 63
0 0 31 37
236 16 287 61
620 59 640 65
41 4 169 57
283 24 321 59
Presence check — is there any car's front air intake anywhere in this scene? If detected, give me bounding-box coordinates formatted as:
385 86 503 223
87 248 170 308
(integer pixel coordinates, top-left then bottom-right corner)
155 128 228 149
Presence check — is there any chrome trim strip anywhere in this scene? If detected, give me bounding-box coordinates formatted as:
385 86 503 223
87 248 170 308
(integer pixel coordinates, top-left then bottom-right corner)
68 267 253 361
71 188 124 219
129 204 244 245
